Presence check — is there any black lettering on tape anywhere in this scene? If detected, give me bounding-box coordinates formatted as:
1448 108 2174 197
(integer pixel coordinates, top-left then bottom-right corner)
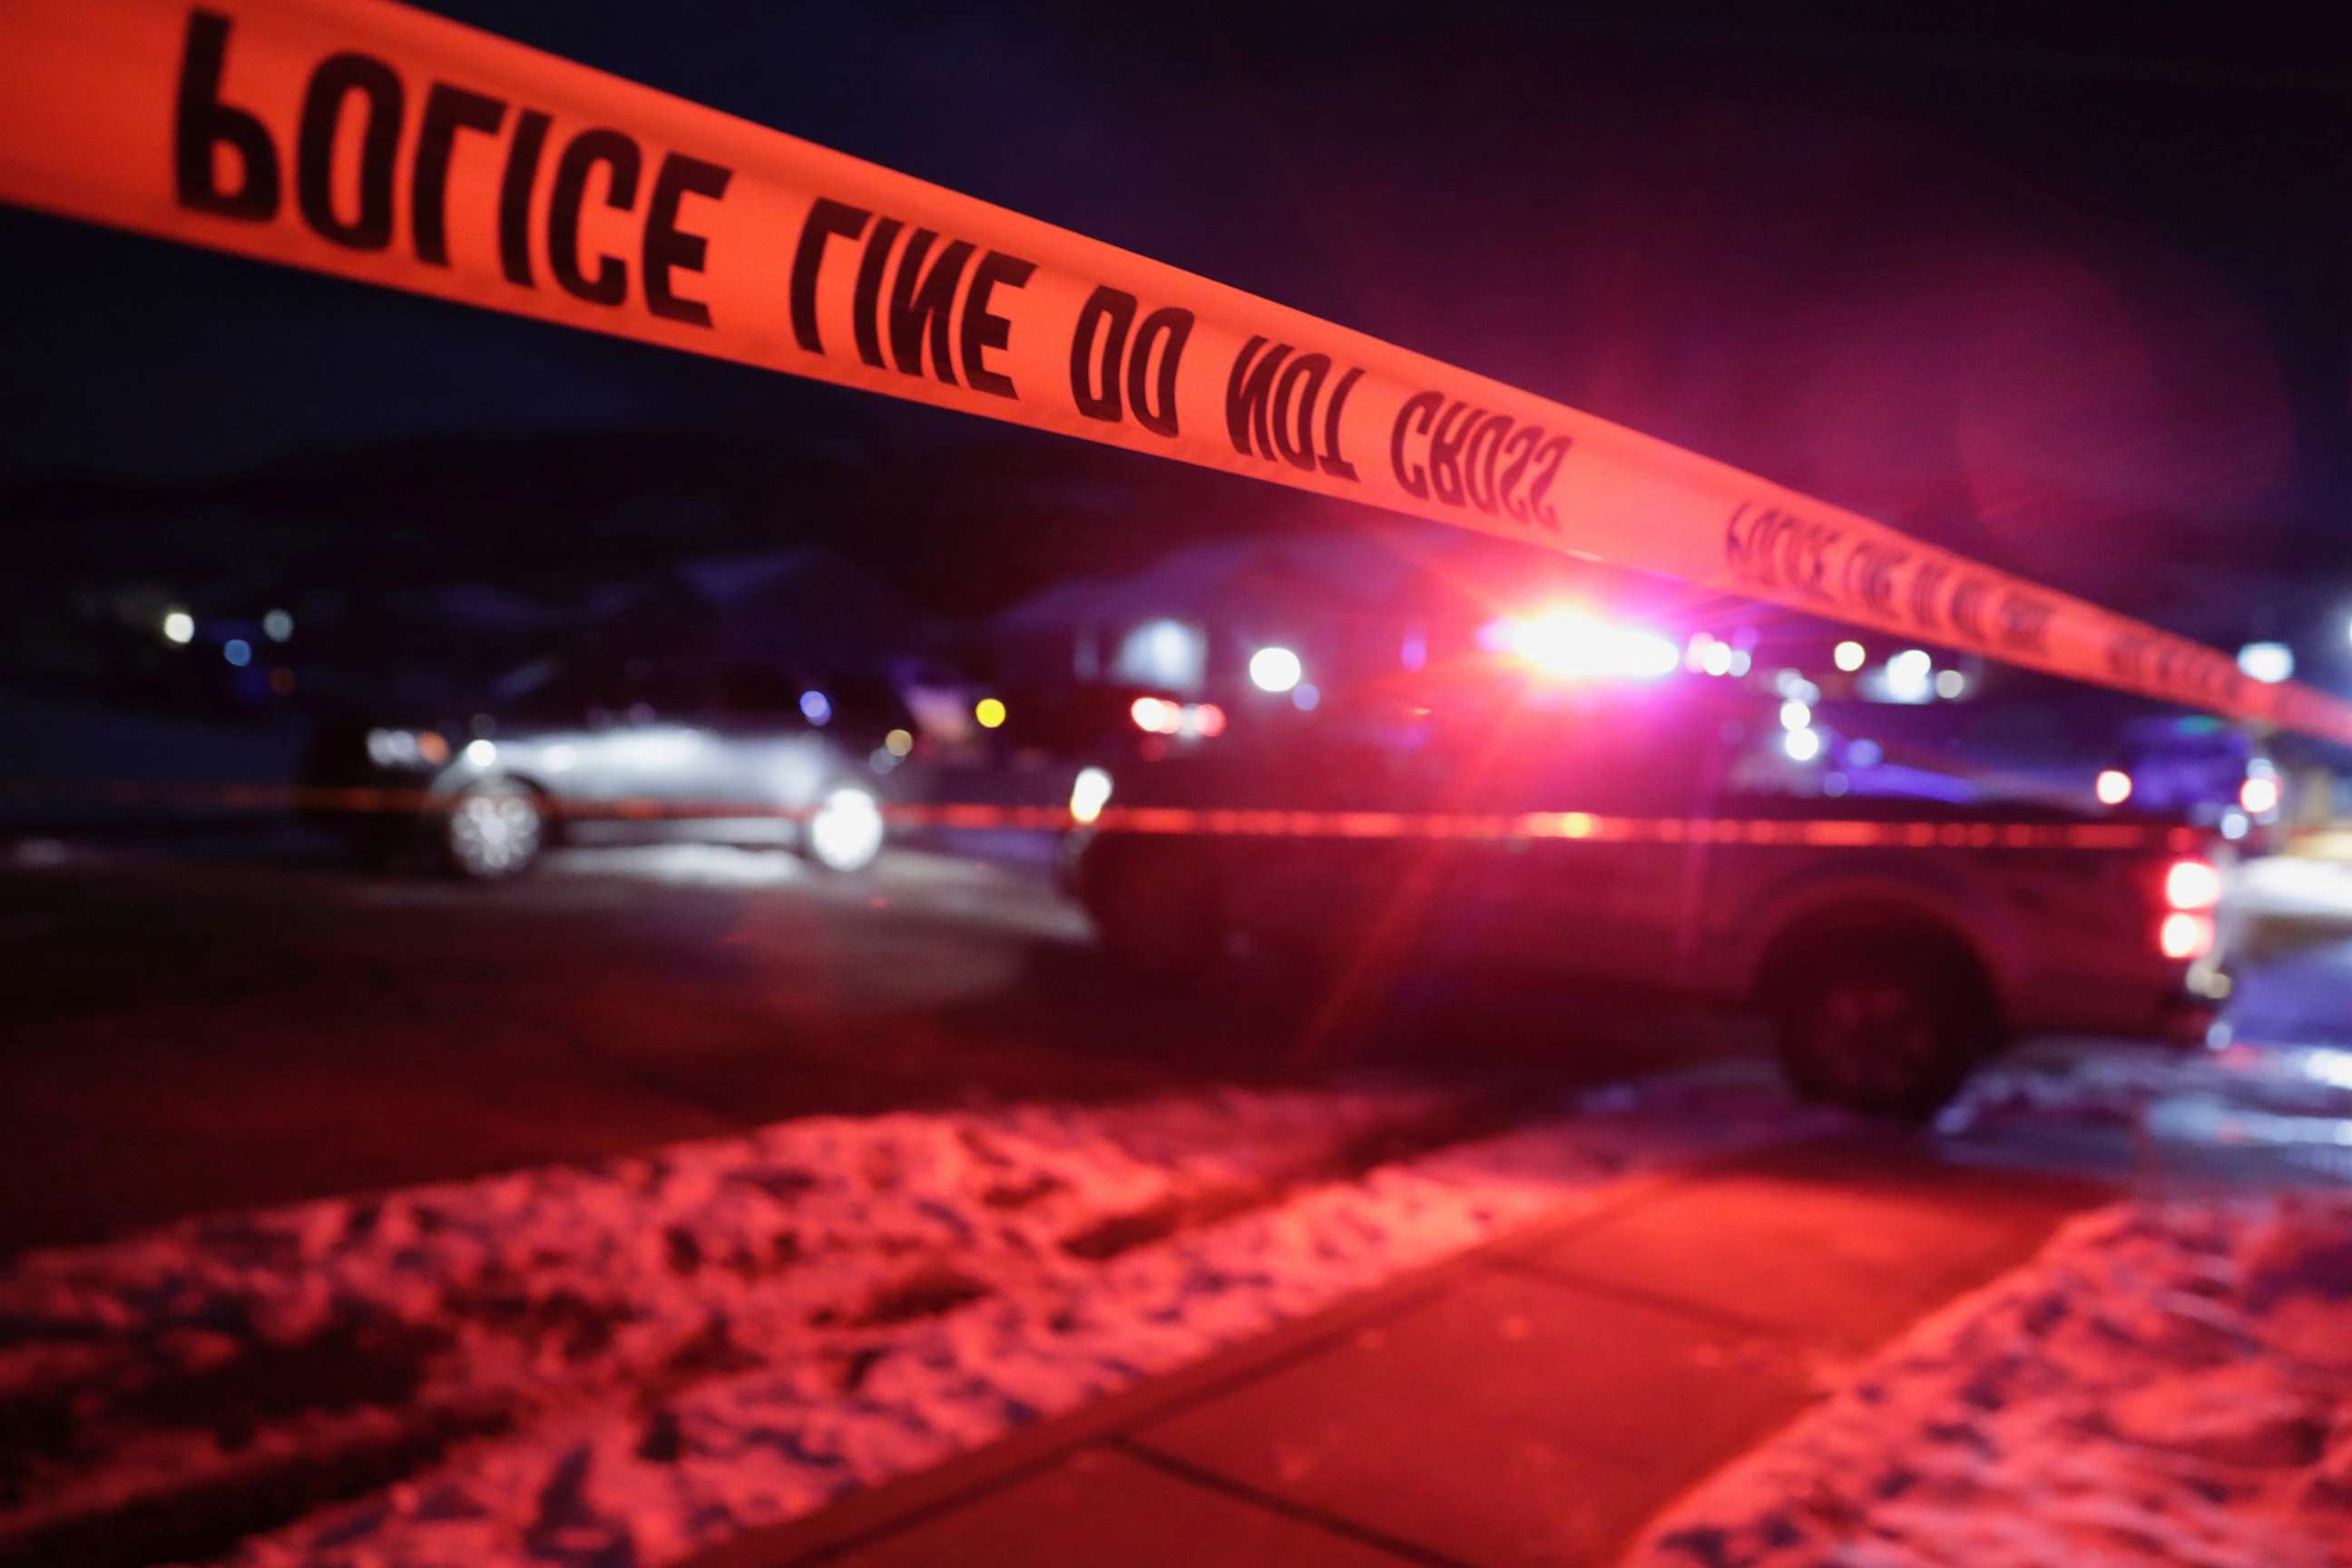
643 153 731 327
1426 400 1477 506
412 84 505 267
851 216 905 368
1526 435 1571 531
1271 353 1330 470
547 128 641 306
1071 287 1133 421
1071 290 1191 433
1131 308 1191 437
1394 390 1443 499
1227 338 1291 461
959 250 1034 398
1995 591 2053 656
1843 542 1906 621
497 110 552 287
1948 576 1992 644
1461 414 1507 514
1496 426 1541 523
1908 561 1950 636
174 11 279 221
887 229 975 385
1317 367 1360 479
297 54 404 250
789 198 868 355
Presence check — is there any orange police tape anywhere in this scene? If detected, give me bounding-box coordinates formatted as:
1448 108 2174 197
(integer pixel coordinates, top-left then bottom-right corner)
2 0 2345 743
0 778 2199 853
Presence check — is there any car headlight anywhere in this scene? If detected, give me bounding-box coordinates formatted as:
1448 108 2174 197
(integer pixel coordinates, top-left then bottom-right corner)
808 786 885 871
1070 766 1113 825
367 728 451 768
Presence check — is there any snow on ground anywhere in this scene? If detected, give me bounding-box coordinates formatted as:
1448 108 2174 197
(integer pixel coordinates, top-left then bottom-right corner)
1941 1036 2352 1187
0 1066 1823 1567
1632 1193 2352 1568
0 1083 1452 1551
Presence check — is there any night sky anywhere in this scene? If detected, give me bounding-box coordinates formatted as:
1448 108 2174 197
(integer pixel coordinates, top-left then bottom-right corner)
5 5 2347 662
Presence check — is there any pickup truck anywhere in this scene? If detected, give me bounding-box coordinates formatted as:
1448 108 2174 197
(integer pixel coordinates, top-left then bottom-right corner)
1063 679 2227 1116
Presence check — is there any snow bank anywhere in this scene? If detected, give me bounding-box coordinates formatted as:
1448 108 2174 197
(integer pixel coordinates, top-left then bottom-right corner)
0 1066 1821 1566
1633 1193 2352 1568
0 1085 1449 1550
213 1068 1817 1567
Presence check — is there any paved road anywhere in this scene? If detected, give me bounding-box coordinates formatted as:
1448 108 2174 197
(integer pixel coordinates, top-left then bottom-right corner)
0 838 1746 1251
7 834 2350 1252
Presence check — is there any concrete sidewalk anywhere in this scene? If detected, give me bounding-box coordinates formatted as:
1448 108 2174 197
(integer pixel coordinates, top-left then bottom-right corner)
691 1136 2107 1567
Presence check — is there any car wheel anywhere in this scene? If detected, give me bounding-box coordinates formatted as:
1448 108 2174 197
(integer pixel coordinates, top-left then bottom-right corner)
1769 937 1995 1120
803 784 885 873
445 779 545 880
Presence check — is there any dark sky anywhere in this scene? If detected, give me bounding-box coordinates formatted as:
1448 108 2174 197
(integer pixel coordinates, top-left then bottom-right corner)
5 4 2347 660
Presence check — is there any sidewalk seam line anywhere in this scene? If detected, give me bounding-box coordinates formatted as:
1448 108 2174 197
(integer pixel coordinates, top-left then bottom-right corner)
672 1151 1800 1567
1475 1252 1804 1340
1105 1436 1480 1568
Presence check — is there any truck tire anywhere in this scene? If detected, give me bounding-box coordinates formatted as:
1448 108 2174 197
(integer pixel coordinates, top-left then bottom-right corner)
1768 933 1997 1120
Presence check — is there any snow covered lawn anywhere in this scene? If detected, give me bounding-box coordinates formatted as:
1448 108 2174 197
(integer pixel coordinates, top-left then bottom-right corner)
1633 1193 2352 1568
0 1066 1818 1567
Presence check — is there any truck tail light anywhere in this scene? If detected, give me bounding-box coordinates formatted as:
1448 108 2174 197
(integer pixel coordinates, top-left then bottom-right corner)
2163 858 2221 912
2155 857 2220 960
2160 912 2215 960
1131 696 1180 734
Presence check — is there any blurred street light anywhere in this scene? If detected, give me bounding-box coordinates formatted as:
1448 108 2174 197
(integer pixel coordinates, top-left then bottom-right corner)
1885 649 1934 702
162 609 193 644
1833 640 1866 672
1250 645 1303 693
2237 642 2294 684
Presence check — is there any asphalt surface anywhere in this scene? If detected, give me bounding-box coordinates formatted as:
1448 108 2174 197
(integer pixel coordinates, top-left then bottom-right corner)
0 833 1750 1252
6 830 2351 1254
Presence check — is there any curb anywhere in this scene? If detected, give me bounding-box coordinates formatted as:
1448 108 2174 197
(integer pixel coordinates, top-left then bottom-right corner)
681 1162 1706 1567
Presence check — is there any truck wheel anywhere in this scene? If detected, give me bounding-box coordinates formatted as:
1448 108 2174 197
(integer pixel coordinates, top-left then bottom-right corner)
1769 937 1995 1120
1085 842 1227 981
